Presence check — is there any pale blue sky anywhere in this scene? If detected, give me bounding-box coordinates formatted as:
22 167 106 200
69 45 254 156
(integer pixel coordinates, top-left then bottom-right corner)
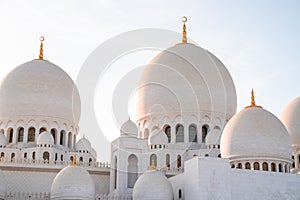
0 0 299 161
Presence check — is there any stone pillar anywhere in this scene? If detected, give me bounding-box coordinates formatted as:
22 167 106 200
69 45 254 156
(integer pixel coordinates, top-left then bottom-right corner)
65 132 69 148
12 128 17 144
57 130 61 146
171 124 176 144
184 125 189 143
23 127 28 143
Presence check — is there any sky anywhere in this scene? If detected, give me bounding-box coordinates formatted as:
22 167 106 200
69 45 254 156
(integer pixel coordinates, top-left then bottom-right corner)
0 0 300 161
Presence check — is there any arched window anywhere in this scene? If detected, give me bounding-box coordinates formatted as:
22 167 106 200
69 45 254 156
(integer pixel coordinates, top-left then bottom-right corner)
164 125 171 143
43 151 50 161
150 154 157 167
17 127 24 142
144 128 149 139
0 152 4 158
177 155 181 168
284 164 288 173
127 154 138 188
262 162 268 171
178 189 182 198
89 158 92 164
79 157 83 162
55 153 58 161
279 163 283 172
271 163 276 172
202 125 209 143
254 162 259 170
39 127 46 134
61 155 63 161
28 127 35 142
231 164 235 168
175 124 184 143
237 163 242 169
70 156 73 162
7 128 13 143
24 152 27 159
68 132 72 148
166 154 170 168
60 130 65 145
245 162 251 169
32 152 36 160
189 124 197 142
114 156 117 189
50 129 56 144
11 152 15 160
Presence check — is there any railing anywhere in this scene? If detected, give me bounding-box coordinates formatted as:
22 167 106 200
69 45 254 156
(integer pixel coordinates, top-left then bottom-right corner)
147 166 184 174
96 194 132 200
0 157 110 169
5 192 50 200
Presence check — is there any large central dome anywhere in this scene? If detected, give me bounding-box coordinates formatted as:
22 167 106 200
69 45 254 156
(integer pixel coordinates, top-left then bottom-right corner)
136 43 237 121
0 59 81 124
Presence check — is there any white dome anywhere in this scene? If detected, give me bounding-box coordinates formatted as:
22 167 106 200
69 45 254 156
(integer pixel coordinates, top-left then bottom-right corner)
280 96 300 147
75 137 92 152
133 170 173 200
148 129 168 145
136 43 236 121
0 169 6 199
51 165 95 200
120 119 138 137
37 131 54 146
206 128 221 145
0 59 81 124
0 134 7 147
221 107 292 160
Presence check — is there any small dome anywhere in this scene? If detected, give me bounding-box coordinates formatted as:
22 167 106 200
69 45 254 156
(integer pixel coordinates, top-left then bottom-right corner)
221 107 292 160
280 96 300 147
0 134 7 147
148 129 168 146
133 170 173 200
51 165 95 200
75 137 92 152
0 59 81 125
37 131 54 146
0 169 6 199
120 119 138 137
206 128 221 145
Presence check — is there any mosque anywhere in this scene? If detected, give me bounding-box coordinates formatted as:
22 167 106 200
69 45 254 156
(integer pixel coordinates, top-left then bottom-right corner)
0 17 300 200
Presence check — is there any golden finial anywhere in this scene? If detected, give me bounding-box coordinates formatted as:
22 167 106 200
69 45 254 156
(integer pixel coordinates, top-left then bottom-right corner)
181 16 188 43
70 153 79 166
150 157 156 170
39 36 44 60
245 89 262 109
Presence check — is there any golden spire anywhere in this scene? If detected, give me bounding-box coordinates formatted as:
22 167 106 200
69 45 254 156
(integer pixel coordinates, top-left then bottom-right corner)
70 153 79 166
39 36 45 60
245 89 262 109
150 157 156 170
181 16 188 43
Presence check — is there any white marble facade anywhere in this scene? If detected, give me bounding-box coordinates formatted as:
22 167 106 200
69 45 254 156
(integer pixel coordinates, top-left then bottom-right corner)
0 21 300 200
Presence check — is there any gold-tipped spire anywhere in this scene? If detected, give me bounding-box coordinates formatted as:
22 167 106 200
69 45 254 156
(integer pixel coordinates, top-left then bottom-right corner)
70 153 79 166
150 157 156 170
245 89 262 109
39 36 45 60
181 16 188 43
